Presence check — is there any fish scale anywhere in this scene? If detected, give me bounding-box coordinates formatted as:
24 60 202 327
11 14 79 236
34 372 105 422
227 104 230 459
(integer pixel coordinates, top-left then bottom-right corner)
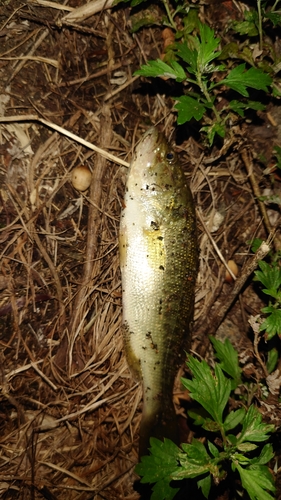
119 127 198 457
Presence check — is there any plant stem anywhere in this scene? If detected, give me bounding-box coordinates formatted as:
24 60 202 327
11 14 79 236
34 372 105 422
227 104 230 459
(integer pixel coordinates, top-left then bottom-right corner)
162 0 177 31
256 0 263 51
271 0 281 11
197 71 221 121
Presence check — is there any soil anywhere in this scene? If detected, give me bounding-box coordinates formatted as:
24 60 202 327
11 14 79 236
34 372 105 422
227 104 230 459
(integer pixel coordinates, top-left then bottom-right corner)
0 0 281 499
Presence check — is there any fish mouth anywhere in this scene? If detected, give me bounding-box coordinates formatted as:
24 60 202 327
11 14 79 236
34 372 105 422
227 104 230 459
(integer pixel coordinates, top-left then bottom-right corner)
138 127 162 152
133 127 165 168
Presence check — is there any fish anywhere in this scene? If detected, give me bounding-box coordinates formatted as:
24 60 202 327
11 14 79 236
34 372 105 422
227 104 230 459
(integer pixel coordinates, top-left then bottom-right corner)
119 127 198 457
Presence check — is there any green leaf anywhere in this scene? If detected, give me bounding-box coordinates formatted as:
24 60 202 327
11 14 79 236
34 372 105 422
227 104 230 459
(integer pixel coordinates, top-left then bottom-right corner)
210 337 242 388
228 100 265 117
218 64 272 97
150 480 179 500
172 439 219 480
135 438 180 482
266 347 278 374
237 405 275 444
251 238 263 253
197 475 211 499
134 59 186 82
208 441 220 458
265 11 281 27
237 442 258 452
254 261 281 291
249 444 274 466
232 10 259 36
176 41 198 74
174 96 206 123
200 121 226 146
224 408 246 432
197 22 221 72
260 308 281 338
188 409 221 432
182 356 231 425
235 464 275 500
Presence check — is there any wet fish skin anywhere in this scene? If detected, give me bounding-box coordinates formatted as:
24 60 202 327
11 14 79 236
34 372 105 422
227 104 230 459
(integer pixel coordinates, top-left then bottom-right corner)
119 127 198 456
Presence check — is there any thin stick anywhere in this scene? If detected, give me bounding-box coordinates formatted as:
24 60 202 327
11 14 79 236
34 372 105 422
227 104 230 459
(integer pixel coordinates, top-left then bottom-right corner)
0 114 130 168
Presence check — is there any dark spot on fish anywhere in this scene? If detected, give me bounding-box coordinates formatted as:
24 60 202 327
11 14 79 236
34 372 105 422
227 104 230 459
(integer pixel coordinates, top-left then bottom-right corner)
159 265 164 271
146 185 149 189
157 236 163 241
151 221 159 230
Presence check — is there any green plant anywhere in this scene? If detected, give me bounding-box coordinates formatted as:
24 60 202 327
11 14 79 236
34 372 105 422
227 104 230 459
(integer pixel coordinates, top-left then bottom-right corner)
135 338 276 500
114 0 281 144
254 260 281 340
135 21 272 145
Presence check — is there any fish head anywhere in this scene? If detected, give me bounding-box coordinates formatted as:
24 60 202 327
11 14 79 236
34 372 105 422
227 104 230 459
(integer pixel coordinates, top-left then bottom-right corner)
127 127 183 196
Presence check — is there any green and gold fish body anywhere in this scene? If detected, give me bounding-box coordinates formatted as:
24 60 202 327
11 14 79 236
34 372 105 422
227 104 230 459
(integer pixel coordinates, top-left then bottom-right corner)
119 128 198 456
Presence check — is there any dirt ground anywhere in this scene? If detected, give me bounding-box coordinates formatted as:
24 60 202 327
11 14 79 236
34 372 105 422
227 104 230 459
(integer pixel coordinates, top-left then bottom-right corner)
0 0 281 498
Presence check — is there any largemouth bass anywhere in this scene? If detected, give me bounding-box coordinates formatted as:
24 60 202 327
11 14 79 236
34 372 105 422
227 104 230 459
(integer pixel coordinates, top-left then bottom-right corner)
119 127 198 457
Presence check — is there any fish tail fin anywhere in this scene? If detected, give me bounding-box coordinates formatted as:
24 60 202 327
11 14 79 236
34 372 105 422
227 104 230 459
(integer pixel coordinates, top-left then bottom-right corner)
138 403 179 459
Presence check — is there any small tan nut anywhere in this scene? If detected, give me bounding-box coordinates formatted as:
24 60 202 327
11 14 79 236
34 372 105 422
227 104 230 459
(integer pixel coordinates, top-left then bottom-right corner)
71 165 92 191
225 259 239 283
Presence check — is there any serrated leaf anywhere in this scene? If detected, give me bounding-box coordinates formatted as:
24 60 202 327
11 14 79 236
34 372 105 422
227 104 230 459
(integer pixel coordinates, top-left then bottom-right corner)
172 439 218 480
174 96 206 123
135 438 180 484
197 22 221 72
176 41 198 74
235 464 275 500
134 59 186 82
218 64 272 97
150 479 179 500
182 356 231 425
210 337 242 388
237 405 275 444
254 261 281 291
260 309 281 338
224 408 246 432
232 10 259 37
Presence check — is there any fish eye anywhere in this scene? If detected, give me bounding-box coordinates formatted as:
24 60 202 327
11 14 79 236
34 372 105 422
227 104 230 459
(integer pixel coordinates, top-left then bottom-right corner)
166 152 174 161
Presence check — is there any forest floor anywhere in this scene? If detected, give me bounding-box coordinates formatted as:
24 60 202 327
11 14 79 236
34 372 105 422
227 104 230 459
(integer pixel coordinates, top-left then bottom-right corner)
0 0 281 498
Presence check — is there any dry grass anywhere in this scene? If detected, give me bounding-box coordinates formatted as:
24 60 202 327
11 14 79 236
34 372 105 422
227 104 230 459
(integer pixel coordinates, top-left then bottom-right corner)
0 1 280 498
